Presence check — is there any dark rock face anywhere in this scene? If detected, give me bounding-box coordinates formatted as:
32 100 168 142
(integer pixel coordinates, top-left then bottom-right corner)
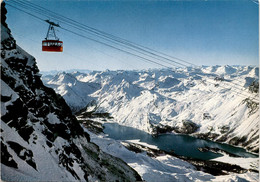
1 2 8 28
203 113 211 120
1 3 141 181
151 124 175 136
1 142 18 169
150 120 199 136
7 141 37 170
175 120 199 134
248 81 259 93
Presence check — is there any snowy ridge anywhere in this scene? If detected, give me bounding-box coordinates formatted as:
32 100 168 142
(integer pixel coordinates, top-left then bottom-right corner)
44 66 259 153
46 72 100 112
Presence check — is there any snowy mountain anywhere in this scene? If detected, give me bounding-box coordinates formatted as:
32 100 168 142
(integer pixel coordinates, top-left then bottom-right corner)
44 66 259 153
0 3 141 181
45 72 100 112
40 69 92 77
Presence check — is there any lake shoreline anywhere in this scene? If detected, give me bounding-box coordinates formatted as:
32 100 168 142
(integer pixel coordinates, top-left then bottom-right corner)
103 122 258 159
77 117 258 176
121 141 258 176
155 131 259 157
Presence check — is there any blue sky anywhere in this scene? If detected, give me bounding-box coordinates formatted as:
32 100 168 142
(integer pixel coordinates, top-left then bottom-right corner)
5 0 259 71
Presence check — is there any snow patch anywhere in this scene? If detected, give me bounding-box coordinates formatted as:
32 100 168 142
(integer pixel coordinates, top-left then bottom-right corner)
47 113 61 124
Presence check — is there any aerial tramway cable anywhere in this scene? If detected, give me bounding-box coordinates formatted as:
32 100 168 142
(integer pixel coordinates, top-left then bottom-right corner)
6 2 171 68
8 1 258 91
9 1 178 67
10 0 189 67
5 0 259 103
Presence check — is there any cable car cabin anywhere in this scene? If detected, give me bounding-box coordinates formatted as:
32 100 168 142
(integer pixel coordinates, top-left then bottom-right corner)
42 40 63 52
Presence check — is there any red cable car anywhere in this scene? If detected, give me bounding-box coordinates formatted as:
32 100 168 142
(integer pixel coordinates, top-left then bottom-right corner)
42 20 63 52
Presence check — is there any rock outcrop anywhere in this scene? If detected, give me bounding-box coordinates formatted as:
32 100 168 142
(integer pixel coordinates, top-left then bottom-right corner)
0 2 141 181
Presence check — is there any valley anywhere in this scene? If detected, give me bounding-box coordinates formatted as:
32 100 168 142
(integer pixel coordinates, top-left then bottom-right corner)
42 65 259 154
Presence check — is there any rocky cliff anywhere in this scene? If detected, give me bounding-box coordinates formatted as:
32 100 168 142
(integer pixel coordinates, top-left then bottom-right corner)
0 2 141 181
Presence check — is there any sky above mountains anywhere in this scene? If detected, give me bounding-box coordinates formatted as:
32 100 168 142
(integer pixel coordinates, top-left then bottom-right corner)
6 0 259 71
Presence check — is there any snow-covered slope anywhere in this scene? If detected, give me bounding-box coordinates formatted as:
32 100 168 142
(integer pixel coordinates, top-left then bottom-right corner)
0 3 141 181
44 66 259 153
46 72 100 112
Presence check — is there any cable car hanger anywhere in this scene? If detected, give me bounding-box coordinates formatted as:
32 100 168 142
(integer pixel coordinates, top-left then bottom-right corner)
42 20 63 52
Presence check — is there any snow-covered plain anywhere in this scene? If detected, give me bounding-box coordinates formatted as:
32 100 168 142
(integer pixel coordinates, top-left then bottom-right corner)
211 154 258 170
43 65 259 152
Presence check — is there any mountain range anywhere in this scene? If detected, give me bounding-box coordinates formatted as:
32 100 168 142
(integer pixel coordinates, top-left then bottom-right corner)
1 1 258 181
43 65 259 153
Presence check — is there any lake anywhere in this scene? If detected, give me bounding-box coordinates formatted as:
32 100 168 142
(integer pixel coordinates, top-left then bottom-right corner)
103 123 258 160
